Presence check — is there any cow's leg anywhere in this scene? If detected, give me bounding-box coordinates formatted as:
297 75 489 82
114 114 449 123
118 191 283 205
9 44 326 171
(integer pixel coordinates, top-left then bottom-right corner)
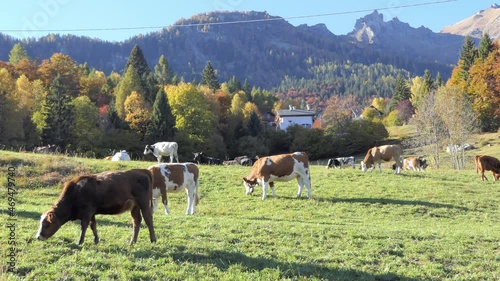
90 215 99 244
78 216 90 245
262 181 269 200
157 156 162 164
160 188 170 215
378 162 382 173
175 153 179 163
296 177 304 198
130 205 142 244
270 182 276 198
170 155 174 163
186 186 194 215
137 200 156 243
481 170 488 181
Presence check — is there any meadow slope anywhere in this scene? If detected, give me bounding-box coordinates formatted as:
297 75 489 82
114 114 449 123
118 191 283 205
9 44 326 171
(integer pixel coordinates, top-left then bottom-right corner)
1 149 499 280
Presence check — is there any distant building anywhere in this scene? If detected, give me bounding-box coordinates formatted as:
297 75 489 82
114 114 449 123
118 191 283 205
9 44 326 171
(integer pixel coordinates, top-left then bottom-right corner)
275 106 316 130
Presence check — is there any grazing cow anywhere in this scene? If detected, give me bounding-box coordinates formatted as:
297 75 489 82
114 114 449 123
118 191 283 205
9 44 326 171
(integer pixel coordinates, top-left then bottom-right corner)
193 152 223 165
144 142 179 163
234 155 258 166
242 152 311 200
403 157 428 171
475 155 500 181
148 163 199 215
36 169 156 245
326 156 356 169
111 150 131 161
361 144 403 174
33 144 59 154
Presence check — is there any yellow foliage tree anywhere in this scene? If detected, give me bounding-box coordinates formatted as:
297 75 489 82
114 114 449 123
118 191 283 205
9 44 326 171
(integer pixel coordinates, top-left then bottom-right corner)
242 102 261 123
124 91 151 140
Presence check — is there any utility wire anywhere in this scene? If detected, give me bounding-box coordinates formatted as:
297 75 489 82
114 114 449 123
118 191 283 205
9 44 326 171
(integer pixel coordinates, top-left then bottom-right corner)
0 0 458 33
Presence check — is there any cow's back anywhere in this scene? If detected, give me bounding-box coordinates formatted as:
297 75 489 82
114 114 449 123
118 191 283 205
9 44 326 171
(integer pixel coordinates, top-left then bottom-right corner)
250 152 308 180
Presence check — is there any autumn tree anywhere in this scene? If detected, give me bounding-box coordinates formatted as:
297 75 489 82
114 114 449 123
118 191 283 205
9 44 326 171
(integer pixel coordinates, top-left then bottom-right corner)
70 96 103 151
40 74 74 147
202 61 220 91
124 91 151 141
145 87 176 142
0 68 23 145
9 43 29 65
321 94 359 132
79 70 108 105
115 65 142 119
38 53 81 97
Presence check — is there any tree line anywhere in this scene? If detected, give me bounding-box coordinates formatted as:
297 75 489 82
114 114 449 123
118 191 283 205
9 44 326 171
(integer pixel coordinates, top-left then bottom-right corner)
0 34 498 164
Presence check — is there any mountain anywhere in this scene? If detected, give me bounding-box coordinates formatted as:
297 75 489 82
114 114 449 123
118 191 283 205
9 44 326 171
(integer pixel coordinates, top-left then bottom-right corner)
0 11 470 88
441 4 500 39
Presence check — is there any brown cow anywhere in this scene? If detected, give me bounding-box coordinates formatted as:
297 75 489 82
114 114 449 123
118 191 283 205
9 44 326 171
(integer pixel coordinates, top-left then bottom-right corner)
242 152 311 200
475 155 500 181
403 157 428 171
148 163 199 215
36 169 156 245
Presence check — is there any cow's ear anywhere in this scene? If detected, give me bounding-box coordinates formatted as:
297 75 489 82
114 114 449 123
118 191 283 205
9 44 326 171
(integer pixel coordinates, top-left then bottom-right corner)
242 177 248 183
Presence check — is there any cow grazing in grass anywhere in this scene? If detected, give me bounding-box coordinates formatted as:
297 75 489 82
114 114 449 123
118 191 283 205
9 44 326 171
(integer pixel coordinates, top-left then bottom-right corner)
111 150 131 161
361 144 403 174
144 142 179 163
36 169 156 245
193 152 223 165
326 156 356 169
148 163 199 215
403 157 428 171
475 155 500 181
242 152 311 200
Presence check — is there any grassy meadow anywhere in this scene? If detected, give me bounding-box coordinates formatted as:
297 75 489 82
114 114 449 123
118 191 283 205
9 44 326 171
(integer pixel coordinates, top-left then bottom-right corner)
1 137 500 280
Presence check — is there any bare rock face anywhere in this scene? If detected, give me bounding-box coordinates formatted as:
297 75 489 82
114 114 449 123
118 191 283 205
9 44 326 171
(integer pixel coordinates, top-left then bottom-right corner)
441 4 500 39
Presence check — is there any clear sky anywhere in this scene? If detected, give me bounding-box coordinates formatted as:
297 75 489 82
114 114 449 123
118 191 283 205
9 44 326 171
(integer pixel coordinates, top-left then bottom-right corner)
1 0 496 42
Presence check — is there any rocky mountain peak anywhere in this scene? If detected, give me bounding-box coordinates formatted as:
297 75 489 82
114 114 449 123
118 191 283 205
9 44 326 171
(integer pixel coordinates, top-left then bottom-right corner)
441 4 500 39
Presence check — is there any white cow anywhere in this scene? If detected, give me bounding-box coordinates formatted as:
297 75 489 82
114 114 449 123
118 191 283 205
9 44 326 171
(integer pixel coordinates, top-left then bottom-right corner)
148 163 199 215
111 150 131 161
242 152 311 200
144 142 179 163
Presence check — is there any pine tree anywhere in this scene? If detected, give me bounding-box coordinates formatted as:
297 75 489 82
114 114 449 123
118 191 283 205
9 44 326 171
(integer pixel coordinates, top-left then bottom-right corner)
227 76 242 93
246 111 262 137
9 43 29 64
154 55 175 85
146 88 176 142
435 72 444 88
478 33 493 62
202 61 220 91
243 79 252 102
459 35 478 82
124 45 157 105
41 74 74 147
389 74 411 111
423 69 434 93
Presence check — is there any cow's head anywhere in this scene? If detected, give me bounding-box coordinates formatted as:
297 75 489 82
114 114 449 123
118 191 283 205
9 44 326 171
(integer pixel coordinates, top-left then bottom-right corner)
144 145 154 155
420 159 428 170
242 177 258 195
36 211 62 241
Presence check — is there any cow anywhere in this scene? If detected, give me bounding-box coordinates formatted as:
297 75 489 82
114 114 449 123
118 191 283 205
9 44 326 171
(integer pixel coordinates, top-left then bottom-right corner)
326 156 356 169
148 163 199 215
361 144 403 174
193 152 223 165
144 142 179 163
403 157 428 171
33 144 59 154
111 150 131 161
474 155 500 181
234 155 258 166
36 169 156 245
242 152 311 200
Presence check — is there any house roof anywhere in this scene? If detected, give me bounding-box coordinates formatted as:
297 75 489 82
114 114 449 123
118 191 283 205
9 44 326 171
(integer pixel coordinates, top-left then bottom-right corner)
276 109 316 117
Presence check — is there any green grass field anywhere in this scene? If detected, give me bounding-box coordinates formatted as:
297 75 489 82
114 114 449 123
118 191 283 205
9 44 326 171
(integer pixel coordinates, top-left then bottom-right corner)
1 146 499 280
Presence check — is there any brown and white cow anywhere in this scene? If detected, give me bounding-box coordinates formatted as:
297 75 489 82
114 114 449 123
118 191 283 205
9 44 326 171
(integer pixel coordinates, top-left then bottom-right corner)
361 144 403 174
403 157 428 171
148 163 199 215
242 152 311 200
36 169 156 245
475 155 500 181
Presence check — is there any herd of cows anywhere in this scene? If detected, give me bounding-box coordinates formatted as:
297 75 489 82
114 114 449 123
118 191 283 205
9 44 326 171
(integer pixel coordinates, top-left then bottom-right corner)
34 142 500 245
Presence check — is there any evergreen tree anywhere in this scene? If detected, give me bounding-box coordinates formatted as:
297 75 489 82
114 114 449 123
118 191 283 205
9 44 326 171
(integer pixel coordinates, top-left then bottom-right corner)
227 76 242 93
202 61 220 91
389 74 411 111
124 45 157 105
243 79 252 102
460 35 477 72
154 55 175 85
115 65 143 119
41 74 74 147
435 72 444 88
246 111 262 137
423 69 434 93
478 33 493 62
9 43 29 64
146 88 176 142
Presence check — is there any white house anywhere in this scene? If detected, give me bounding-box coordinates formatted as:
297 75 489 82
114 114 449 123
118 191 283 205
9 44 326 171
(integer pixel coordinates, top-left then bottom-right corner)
275 106 316 131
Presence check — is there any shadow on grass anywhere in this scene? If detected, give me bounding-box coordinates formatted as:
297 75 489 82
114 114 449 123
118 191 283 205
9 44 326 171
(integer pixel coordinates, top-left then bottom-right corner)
150 248 420 281
313 196 468 210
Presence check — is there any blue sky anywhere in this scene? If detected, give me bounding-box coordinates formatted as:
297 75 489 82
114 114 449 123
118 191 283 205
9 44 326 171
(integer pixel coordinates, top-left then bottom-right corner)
1 0 496 42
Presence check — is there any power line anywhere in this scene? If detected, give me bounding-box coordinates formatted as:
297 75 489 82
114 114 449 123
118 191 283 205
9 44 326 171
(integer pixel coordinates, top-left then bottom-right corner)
0 0 458 33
